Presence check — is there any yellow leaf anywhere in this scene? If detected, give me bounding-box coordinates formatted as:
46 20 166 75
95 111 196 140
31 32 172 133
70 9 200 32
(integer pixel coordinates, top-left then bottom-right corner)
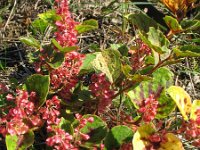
132 124 155 150
167 86 192 120
161 0 187 18
158 133 184 150
190 100 200 120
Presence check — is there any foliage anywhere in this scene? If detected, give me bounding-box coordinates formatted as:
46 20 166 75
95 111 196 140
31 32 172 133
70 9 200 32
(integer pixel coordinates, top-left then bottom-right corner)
0 0 200 149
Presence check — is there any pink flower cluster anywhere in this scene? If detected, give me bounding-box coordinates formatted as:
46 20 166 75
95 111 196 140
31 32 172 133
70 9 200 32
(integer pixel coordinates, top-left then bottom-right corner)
129 39 151 70
54 0 78 47
138 94 158 123
40 95 61 126
178 109 200 147
46 126 75 150
0 90 42 136
50 52 85 100
49 0 85 100
46 114 94 150
0 90 62 138
89 73 115 113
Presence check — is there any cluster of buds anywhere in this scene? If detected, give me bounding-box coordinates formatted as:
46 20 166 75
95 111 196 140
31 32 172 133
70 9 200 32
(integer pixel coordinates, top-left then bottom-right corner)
129 39 151 70
0 90 43 136
138 94 158 123
178 109 200 147
89 73 115 113
49 0 85 100
50 52 85 100
54 0 78 47
39 96 61 126
46 114 94 150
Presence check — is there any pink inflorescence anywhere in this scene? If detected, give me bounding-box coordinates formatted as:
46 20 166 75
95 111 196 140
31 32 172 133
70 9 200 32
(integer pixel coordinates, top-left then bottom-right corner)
49 0 85 100
129 39 151 70
50 52 85 100
0 90 43 136
138 94 158 123
89 73 115 113
178 108 200 147
46 114 94 150
54 0 78 47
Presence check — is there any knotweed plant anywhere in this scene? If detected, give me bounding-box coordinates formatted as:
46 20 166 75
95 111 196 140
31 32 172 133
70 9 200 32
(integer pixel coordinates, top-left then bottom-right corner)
1 0 200 149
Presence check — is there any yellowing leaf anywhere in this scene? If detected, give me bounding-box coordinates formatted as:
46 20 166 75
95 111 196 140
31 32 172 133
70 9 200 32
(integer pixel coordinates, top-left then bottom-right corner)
162 0 187 18
158 133 184 150
190 100 200 120
167 86 192 120
132 124 155 150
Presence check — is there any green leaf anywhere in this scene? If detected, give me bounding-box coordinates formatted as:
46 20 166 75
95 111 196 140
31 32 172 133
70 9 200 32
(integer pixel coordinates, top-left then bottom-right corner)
18 131 34 150
75 19 98 34
190 100 200 120
59 117 74 134
118 44 129 56
92 49 121 83
173 47 200 57
61 46 78 53
127 67 176 118
31 18 48 34
121 65 152 82
80 114 108 147
52 38 78 53
38 10 60 23
164 16 182 33
110 44 129 56
6 134 18 150
51 38 63 50
6 131 34 150
79 53 96 74
127 12 159 32
47 52 65 69
25 74 50 107
181 19 200 31
147 27 170 54
167 86 192 120
145 55 155 65
104 125 134 150
132 124 155 150
19 37 40 48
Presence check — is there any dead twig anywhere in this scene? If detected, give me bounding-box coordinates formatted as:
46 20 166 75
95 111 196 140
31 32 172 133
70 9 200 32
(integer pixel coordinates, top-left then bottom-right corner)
4 0 17 30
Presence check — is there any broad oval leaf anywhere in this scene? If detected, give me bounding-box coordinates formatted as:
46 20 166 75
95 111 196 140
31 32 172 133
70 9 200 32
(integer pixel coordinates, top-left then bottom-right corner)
161 0 187 18
92 49 121 83
147 27 170 54
79 53 96 74
127 67 176 118
173 48 200 57
158 133 184 150
25 74 50 107
190 100 200 120
6 134 18 150
127 12 159 32
18 131 34 150
80 114 108 147
164 16 182 33
132 124 155 150
6 131 34 150
167 86 192 120
75 19 98 34
19 37 40 48
38 10 60 23
46 52 65 69
104 125 134 150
